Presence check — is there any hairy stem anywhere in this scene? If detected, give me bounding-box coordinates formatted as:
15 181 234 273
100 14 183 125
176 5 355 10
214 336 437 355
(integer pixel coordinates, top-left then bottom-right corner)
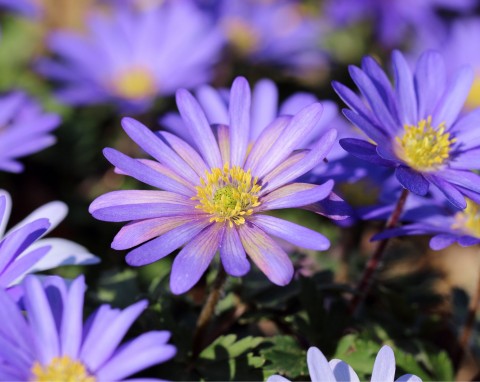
349 188 409 315
192 264 228 358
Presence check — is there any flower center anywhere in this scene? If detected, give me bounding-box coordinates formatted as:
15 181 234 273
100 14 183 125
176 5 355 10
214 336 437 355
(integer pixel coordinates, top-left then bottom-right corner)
31 356 95 382
224 18 260 55
112 67 156 100
453 199 480 237
193 163 262 227
395 116 455 171
465 74 480 110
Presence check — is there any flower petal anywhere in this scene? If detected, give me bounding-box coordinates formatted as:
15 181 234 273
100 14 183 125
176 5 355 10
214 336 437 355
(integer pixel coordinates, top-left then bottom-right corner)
229 76 251 166
392 50 417 125
306 347 336 382
251 79 278 140
395 166 428 196
430 234 457 250
329 359 360 382
220 226 250 277
170 223 224 294
339 138 395 166
371 346 396 382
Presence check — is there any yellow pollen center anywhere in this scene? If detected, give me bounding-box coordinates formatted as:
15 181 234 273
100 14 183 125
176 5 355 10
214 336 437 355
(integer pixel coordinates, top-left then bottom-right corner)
465 74 480 110
31 356 95 382
193 163 262 228
395 116 455 171
112 67 156 100
224 18 260 55
453 199 480 237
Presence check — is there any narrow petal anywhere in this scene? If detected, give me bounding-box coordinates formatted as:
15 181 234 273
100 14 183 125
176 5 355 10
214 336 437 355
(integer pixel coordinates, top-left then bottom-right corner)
250 215 330 251
121 118 199 183
216 124 230 164
339 138 395 166
371 346 396 382
306 347 336 382
251 79 278 140
0 190 12 238
458 235 480 247
342 109 391 144
430 234 457 250
196 85 228 124
425 174 466 209
220 226 250 277
396 375 422 382
329 359 360 382
0 246 50 287
176 89 222 168
229 77 251 166
170 223 224 294
392 50 417 124
332 80 377 124
395 166 429 196
125 219 211 266
238 222 293 286
259 181 334 211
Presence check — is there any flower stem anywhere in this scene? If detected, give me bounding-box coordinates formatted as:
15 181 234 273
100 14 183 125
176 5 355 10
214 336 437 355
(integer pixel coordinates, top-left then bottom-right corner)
192 264 227 358
455 264 480 378
349 188 409 315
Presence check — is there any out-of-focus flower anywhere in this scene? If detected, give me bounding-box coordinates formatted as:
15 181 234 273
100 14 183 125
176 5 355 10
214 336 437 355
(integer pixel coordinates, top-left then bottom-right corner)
0 189 98 289
219 0 327 72
325 0 474 47
0 274 176 381
0 0 39 17
0 92 60 173
267 345 421 382
334 50 480 210
37 0 224 112
90 76 340 294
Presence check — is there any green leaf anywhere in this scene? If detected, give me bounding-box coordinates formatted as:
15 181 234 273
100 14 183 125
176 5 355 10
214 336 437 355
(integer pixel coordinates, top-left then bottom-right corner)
261 335 308 380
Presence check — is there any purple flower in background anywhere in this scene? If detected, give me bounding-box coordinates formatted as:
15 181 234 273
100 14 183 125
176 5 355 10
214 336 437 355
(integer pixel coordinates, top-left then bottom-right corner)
219 0 327 71
0 189 98 289
37 0 224 112
325 0 474 47
0 275 176 381
334 50 480 210
0 92 60 173
90 76 339 294
267 345 421 382
0 0 39 17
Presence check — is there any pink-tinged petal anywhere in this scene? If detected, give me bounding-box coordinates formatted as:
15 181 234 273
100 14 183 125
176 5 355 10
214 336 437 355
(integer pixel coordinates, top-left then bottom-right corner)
371 346 396 382
259 181 334 211
0 190 12 237
262 129 337 193
126 219 211 266
253 103 324 178
96 331 176 381
245 116 291 175
121 118 199 183
306 347 336 382
329 359 360 382
261 151 306 187
251 79 278 141
112 216 196 250
103 148 194 196
250 215 330 251
170 223 224 294
157 131 209 176
238 222 293 286
220 226 250 277
176 89 222 169
60 276 85 359
196 85 228 124
81 301 148 372
229 77 251 166
23 275 60 363
216 124 230 164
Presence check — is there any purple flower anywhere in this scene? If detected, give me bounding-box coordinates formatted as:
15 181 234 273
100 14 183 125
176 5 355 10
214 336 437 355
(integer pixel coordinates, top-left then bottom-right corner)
0 189 98 289
325 0 474 47
0 274 176 381
333 50 480 210
267 345 421 382
0 92 60 173
218 0 327 71
0 0 39 17
37 1 224 112
89 76 339 294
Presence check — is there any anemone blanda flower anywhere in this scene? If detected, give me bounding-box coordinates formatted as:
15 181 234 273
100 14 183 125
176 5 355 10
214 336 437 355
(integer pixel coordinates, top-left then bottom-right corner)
89 76 338 294
0 275 176 381
0 92 60 173
218 0 327 72
325 0 474 47
0 189 98 290
333 50 480 210
0 0 39 16
37 0 224 112
267 345 421 382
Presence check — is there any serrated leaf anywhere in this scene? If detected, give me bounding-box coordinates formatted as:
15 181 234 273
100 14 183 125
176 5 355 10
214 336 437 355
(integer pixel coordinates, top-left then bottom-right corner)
261 335 308 379
200 334 264 360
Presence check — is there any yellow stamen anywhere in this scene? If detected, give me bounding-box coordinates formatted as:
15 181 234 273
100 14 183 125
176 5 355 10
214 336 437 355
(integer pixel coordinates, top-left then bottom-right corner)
223 18 259 55
31 356 95 382
112 67 156 100
193 163 262 228
465 74 480 110
395 116 455 171
453 199 480 237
